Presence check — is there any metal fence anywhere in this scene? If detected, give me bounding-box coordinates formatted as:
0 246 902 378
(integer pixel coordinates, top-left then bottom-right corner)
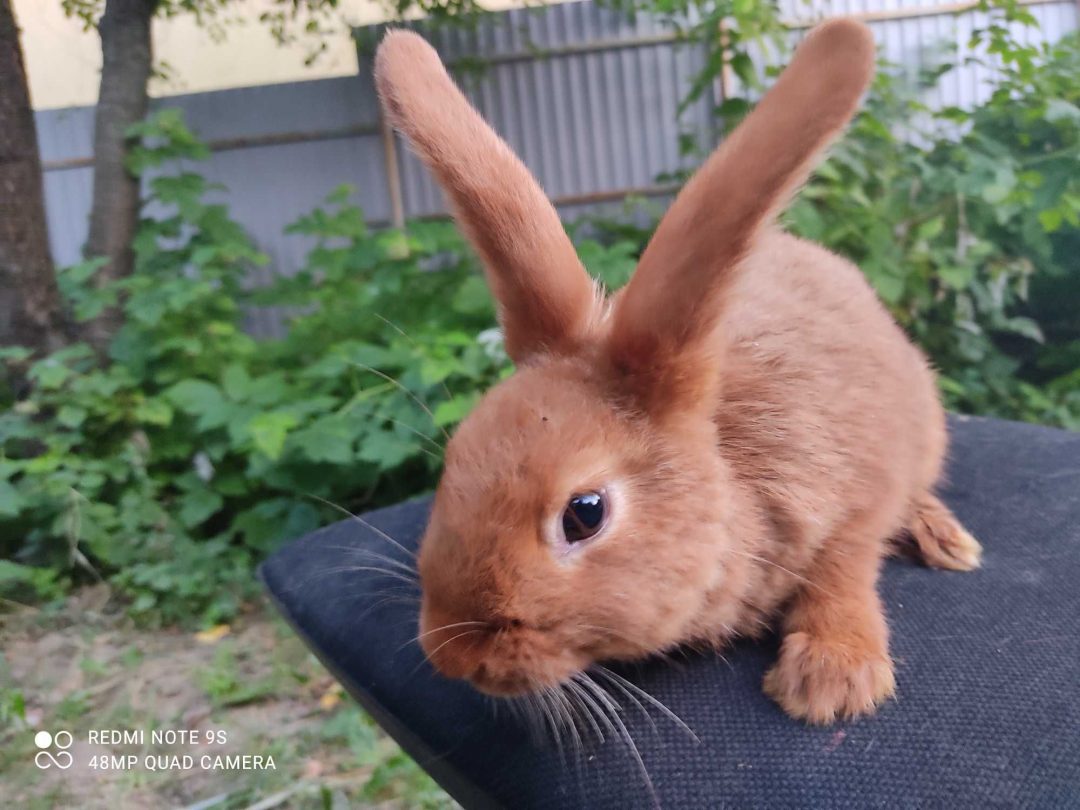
35 0 1078 336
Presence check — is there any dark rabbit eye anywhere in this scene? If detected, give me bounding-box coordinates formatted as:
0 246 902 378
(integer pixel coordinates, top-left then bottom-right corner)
561 491 607 544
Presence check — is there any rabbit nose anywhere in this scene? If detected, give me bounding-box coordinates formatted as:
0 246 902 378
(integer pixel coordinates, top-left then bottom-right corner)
425 636 477 679
418 612 490 680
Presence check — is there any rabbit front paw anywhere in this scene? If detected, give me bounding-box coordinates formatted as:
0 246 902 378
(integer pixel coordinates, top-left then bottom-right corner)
763 630 895 724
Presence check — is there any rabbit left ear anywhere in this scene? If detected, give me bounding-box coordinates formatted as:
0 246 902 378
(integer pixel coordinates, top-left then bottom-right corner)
607 19 876 413
375 30 600 365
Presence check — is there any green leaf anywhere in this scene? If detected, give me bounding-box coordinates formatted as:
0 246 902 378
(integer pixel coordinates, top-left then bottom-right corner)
1001 317 1044 343
784 201 824 241
433 392 480 426
732 0 755 16
165 379 231 429
281 502 321 544
245 373 292 407
1038 208 1063 232
357 429 416 470
28 359 72 389
222 364 253 401
0 560 58 599
939 265 975 290
381 230 411 260
344 343 401 371
134 399 174 426
450 274 493 316
167 379 224 413
248 412 299 460
0 347 33 363
715 97 751 122
291 418 357 464
178 489 224 528
915 216 945 242
57 405 88 429
327 184 356 205
132 593 156 613
981 166 1017 205
231 499 320 552
730 52 756 86
1044 98 1080 123
0 480 24 517
872 274 905 305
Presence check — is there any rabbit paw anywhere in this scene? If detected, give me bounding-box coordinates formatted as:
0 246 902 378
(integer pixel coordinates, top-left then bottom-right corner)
908 493 983 571
763 631 895 724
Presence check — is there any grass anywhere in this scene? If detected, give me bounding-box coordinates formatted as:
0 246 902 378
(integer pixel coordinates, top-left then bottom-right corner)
0 588 456 809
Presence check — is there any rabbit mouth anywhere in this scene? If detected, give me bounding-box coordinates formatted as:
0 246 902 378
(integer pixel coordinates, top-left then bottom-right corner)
468 664 550 697
466 655 589 698
418 598 586 684
457 636 589 696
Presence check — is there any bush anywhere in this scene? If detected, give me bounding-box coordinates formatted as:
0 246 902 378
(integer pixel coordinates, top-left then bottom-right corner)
786 30 1080 427
0 111 638 623
587 8 1080 427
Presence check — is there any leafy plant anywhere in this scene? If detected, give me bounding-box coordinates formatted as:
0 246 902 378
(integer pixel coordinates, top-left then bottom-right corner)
320 705 454 808
783 32 1080 426
0 686 26 732
594 0 1080 427
0 111 627 624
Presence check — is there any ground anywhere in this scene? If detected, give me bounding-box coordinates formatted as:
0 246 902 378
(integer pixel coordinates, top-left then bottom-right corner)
0 587 456 810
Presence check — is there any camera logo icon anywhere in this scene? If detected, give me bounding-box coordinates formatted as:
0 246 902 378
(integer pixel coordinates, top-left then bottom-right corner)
34 730 74 770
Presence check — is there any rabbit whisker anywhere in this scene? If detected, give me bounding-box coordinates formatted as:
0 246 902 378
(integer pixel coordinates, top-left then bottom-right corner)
304 493 417 560
324 545 418 578
349 361 452 443
399 620 491 653
565 677 607 743
577 670 658 807
593 667 658 738
731 549 836 598
554 683 585 762
594 665 699 743
373 312 456 403
411 629 482 677
537 687 565 757
317 565 419 588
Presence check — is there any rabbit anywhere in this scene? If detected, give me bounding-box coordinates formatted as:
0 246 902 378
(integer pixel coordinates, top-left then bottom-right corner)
373 18 982 725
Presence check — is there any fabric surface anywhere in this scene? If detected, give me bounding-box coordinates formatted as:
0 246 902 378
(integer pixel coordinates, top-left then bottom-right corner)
261 416 1080 809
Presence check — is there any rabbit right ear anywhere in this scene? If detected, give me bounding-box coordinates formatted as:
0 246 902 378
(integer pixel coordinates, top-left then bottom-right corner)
607 20 876 413
375 31 599 366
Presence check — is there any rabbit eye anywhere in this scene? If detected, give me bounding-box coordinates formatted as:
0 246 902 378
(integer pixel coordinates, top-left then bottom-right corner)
561 491 607 544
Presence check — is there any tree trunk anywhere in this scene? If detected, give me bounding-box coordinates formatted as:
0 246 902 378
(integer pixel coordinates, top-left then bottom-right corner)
0 0 68 355
83 0 156 352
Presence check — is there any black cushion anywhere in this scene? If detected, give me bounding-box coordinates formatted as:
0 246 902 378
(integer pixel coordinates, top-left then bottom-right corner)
261 416 1080 809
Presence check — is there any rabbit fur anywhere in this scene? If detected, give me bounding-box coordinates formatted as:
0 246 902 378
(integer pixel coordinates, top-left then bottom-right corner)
373 19 982 724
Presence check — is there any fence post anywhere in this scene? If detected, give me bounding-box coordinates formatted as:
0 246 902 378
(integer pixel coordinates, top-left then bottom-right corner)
380 111 406 229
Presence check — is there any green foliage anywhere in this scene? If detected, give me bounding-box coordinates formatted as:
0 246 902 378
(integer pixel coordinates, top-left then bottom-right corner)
62 0 482 66
0 111 515 624
320 706 454 808
361 747 453 808
198 642 280 708
605 0 784 119
594 0 1080 428
0 686 27 732
0 560 63 603
784 30 1080 427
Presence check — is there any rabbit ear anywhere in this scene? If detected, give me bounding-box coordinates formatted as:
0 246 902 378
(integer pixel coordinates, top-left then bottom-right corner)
607 20 875 411
375 31 598 365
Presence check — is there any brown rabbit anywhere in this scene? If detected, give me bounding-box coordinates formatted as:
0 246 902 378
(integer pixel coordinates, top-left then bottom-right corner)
374 19 982 725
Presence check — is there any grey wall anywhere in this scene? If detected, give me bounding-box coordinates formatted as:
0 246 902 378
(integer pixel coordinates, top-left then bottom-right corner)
35 0 1078 336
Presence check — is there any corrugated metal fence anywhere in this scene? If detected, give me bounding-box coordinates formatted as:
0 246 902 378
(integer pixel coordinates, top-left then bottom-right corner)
35 0 1078 336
